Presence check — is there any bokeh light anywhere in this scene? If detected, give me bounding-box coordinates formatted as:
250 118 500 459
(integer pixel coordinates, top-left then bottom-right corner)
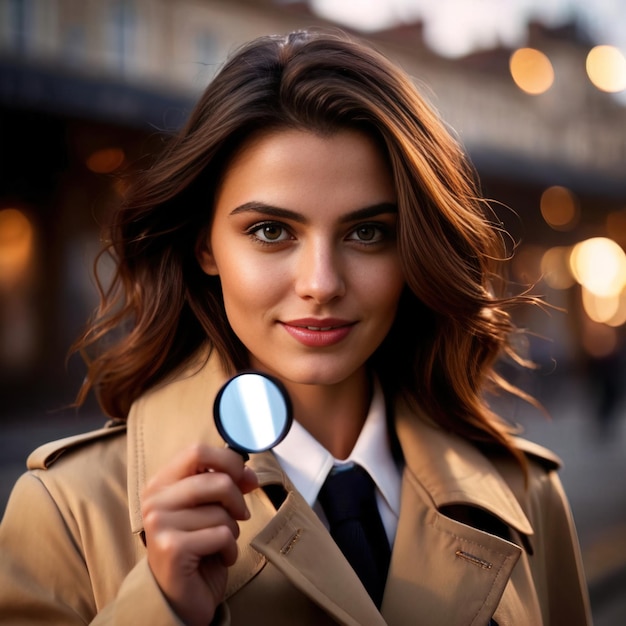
541 246 576 290
582 287 619 324
86 148 125 174
509 48 554 95
569 237 626 297
586 45 626 93
0 209 34 290
540 186 579 231
605 288 626 327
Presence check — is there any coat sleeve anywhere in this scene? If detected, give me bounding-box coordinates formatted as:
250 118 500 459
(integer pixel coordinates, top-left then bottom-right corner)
0 472 198 625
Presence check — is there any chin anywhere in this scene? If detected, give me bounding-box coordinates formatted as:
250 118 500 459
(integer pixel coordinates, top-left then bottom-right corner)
281 362 366 388
248 352 368 388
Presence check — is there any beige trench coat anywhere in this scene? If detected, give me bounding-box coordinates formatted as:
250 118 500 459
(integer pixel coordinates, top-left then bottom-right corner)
0 354 592 625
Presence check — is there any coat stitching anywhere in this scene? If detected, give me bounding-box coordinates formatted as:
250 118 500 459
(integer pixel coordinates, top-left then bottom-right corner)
455 550 493 569
280 529 303 555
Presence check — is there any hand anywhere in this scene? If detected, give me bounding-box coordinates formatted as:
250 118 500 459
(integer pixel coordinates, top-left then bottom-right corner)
141 444 259 625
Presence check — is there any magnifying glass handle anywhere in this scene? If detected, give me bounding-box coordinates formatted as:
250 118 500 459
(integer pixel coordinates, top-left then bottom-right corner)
225 443 249 463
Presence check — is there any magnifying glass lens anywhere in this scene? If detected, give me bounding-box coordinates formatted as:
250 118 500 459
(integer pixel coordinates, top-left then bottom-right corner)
213 372 293 456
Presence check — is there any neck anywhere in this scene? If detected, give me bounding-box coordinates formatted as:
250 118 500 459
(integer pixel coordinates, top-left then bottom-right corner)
284 369 372 460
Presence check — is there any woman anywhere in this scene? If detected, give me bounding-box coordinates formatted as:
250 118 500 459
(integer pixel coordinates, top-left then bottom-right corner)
0 30 591 625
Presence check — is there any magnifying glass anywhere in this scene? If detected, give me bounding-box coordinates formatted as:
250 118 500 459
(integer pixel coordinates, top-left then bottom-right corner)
213 372 293 460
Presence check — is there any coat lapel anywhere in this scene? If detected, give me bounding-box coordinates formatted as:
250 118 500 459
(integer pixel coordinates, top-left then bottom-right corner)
381 401 534 625
233 452 386 626
382 464 522 625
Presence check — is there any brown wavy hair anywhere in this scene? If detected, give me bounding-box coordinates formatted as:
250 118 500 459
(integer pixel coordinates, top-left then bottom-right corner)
73 29 535 465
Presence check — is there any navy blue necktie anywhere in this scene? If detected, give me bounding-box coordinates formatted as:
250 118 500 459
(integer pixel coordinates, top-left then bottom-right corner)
318 464 391 608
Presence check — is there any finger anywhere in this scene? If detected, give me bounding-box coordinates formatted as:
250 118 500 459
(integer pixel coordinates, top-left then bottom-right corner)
145 504 241 537
239 466 260 494
147 444 247 490
144 470 250 520
195 525 239 567
150 524 240 569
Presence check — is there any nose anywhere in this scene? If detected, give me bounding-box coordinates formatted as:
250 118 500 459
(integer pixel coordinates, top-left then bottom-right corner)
294 239 346 304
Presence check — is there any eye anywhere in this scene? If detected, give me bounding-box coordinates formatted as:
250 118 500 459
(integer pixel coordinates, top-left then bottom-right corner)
247 221 291 243
347 223 386 244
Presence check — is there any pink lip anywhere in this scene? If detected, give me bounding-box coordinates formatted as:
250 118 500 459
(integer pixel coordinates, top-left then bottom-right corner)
280 318 355 348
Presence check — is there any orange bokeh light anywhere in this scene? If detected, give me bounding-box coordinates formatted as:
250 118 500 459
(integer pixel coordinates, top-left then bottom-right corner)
510 48 554 95
86 148 125 174
0 209 34 290
540 186 579 231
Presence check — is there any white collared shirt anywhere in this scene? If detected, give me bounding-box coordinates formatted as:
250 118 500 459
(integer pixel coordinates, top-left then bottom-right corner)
273 380 402 546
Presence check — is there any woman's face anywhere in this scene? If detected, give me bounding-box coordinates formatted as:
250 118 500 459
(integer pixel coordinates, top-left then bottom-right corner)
198 128 405 389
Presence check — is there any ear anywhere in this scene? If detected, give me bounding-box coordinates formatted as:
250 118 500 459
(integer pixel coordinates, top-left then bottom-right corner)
196 236 220 276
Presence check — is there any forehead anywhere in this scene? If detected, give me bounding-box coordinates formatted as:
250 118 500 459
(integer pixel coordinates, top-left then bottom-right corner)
214 127 396 215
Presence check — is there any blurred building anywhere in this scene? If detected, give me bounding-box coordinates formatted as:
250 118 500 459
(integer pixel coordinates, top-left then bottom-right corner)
1 0 625 416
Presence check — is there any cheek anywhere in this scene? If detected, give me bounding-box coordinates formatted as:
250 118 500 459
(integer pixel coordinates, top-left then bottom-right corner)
361 260 405 311
219 260 285 319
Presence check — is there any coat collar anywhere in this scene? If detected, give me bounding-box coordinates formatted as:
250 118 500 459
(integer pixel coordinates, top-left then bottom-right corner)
393 398 534 537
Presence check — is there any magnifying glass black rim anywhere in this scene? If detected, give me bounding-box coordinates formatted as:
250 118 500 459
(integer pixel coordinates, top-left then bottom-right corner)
213 370 293 454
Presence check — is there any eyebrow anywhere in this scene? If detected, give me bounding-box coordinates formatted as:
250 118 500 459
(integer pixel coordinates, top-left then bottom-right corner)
229 201 398 223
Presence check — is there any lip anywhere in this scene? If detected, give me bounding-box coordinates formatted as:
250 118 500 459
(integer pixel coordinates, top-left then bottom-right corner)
280 318 356 348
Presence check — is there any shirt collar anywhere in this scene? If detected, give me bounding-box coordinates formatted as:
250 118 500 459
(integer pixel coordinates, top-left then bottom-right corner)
273 378 401 517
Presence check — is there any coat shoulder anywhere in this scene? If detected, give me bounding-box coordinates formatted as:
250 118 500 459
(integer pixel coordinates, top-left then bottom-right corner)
27 420 127 470
511 436 562 471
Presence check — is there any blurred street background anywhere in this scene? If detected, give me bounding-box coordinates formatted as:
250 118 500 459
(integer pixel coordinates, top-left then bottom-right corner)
1 1 625 624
